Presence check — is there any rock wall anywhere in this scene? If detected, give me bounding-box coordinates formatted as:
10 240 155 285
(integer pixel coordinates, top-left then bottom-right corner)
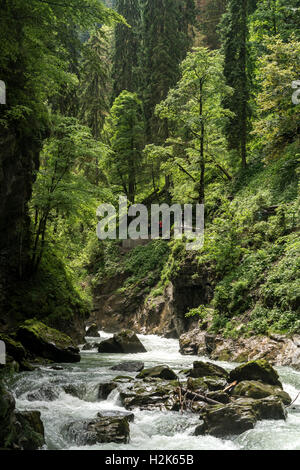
0 125 42 326
92 256 215 338
179 329 300 370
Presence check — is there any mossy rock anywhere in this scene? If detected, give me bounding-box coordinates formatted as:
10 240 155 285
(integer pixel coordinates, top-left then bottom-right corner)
197 403 257 437
234 397 287 421
137 365 178 381
0 333 26 362
62 416 130 445
15 411 45 450
229 360 282 387
232 380 291 405
187 376 227 393
119 380 178 410
17 320 80 363
190 361 228 379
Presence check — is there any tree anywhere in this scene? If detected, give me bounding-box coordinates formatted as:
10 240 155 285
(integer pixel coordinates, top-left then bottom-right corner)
151 48 233 204
195 0 227 49
140 0 196 143
30 115 103 272
104 91 145 203
252 35 300 160
250 0 300 43
112 0 142 99
79 28 112 185
0 0 121 282
220 0 256 168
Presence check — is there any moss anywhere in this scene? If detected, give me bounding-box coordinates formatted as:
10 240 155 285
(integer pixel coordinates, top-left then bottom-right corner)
229 360 281 387
19 320 75 349
8 248 89 334
232 380 291 404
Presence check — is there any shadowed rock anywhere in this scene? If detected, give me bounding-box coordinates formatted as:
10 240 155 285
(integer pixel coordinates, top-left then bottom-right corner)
111 361 144 373
62 416 130 445
17 320 80 363
85 324 100 338
98 330 146 354
137 365 177 380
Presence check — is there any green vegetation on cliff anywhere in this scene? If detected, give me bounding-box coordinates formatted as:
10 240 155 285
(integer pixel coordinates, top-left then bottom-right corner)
0 1 299 343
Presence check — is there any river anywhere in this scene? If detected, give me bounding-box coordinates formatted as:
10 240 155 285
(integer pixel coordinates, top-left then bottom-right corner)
7 331 300 450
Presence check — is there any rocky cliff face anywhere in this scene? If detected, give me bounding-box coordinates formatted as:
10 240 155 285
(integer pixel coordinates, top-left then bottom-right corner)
92 255 215 338
0 125 42 327
179 328 300 370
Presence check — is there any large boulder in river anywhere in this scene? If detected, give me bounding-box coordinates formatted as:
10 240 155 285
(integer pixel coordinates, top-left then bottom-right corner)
189 361 228 379
98 382 118 400
195 403 257 437
63 416 130 445
111 361 144 373
234 397 287 421
137 365 178 380
0 382 45 450
17 320 80 363
15 411 45 450
98 330 146 354
229 359 281 386
120 380 178 411
85 324 100 338
232 380 291 405
27 384 60 402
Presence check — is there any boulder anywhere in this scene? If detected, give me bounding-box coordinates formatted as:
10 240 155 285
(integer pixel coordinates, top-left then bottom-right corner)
111 361 144 373
98 330 146 354
0 383 45 450
189 361 228 379
234 397 287 421
0 333 26 362
98 382 118 400
229 360 282 386
27 384 60 402
197 403 257 437
63 416 130 445
120 380 178 411
97 410 135 423
187 376 227 393
137 365 178 381
179 330 207 356
85 324 100 338
17 320 80 363
15 411 45 450
232 380 291 405
63 383 87 400
0 386 17 448
81 342 98 351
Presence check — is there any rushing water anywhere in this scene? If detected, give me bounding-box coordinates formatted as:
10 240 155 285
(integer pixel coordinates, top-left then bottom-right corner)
7 331 300 450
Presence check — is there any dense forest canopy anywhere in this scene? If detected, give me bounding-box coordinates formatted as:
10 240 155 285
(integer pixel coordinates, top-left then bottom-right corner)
0 0 299 339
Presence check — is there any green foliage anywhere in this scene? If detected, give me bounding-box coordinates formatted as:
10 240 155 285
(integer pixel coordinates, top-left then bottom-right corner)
112 0 141 98
103 91 145 202
140 0 196 142
253 35 300 160
153 47 233 203
9 248 89 328
220 0 254 167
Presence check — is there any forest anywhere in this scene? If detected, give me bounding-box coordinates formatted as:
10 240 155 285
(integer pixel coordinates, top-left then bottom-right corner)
0 0 299 453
